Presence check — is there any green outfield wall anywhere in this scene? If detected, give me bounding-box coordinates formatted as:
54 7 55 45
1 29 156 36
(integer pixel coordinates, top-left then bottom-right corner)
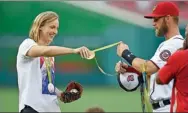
0 1 185 86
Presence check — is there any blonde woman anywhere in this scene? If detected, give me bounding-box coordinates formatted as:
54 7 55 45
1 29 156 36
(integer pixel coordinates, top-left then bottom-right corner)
17 11 91 113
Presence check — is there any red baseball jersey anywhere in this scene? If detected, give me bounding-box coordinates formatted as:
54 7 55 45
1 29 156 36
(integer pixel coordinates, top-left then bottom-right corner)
158 49 188 112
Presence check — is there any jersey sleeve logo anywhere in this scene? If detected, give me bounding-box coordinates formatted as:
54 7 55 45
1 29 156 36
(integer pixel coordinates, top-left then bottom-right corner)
159 50 171 61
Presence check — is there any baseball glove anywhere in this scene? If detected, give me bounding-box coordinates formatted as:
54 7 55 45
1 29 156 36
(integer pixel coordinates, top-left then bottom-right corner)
60 81 83 103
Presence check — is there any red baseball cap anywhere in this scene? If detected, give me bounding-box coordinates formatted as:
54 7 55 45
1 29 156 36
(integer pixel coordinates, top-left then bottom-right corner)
144 2 179 19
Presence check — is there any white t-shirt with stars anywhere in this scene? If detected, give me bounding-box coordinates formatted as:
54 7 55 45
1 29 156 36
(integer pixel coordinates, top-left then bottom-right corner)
17 38 61 112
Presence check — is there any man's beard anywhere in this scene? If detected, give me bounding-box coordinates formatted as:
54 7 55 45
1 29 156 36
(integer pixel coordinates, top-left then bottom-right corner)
156 19 168 37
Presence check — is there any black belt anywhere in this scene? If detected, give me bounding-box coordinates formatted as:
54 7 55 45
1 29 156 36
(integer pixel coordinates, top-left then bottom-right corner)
152 99 171 110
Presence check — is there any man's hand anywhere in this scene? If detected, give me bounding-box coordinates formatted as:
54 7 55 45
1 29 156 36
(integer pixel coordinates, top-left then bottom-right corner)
74 46 91 59
117 42 129 57
115 61 129 74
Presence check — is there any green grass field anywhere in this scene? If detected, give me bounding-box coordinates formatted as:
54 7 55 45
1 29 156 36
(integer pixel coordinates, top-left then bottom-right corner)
0 86 142 112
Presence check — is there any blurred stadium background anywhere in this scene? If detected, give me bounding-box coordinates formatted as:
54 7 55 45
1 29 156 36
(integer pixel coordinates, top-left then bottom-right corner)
0 1 187 112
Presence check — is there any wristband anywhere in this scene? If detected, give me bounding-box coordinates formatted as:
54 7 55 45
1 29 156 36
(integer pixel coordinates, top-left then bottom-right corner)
122 49 136 65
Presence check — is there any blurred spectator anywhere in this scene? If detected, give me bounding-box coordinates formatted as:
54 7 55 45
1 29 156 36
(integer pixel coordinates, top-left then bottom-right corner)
85 106 105 113
107 1 188 21
135 1 152 12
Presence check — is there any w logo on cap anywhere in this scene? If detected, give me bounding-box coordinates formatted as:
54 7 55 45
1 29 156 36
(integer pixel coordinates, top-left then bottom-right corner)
127 75 134 82
152 5 157 12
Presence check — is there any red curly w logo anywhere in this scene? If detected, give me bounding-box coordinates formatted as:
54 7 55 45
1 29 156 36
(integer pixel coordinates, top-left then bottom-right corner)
127 75 134 82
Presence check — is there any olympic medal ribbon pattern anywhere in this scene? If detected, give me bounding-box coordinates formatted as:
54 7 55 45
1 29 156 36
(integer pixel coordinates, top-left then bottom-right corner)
94 57 115 76
87 42 121 76
140 79 145 113
140 63 153 112
44 57 55 93
87 42 121 60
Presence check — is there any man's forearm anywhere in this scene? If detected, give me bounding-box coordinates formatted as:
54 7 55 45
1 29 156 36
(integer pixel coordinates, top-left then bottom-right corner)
121 49 148 73
132 58 159 76
132 58 146 73
121 49 158 77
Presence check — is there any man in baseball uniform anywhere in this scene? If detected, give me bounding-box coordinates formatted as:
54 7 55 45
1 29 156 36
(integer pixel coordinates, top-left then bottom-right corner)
115 2 184 112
